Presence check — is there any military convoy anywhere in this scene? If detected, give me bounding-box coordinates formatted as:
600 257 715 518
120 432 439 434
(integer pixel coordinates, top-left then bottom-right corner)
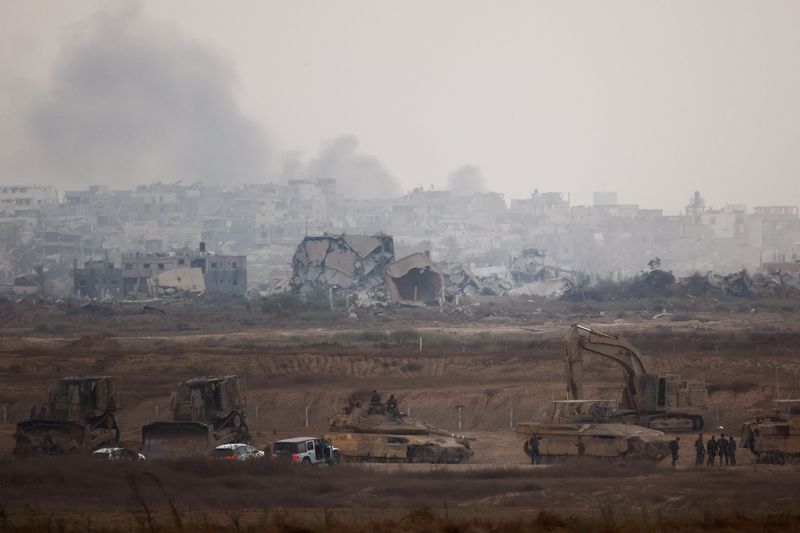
14 376 121 456
10 327 800 469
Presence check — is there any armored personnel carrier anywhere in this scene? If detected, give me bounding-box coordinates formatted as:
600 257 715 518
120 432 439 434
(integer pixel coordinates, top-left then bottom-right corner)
327 391 473 463
741 400 800 464
14 376 120 455
516 414 671 463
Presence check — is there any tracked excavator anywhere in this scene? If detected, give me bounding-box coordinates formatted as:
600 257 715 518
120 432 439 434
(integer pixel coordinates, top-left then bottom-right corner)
14 376 121 455
515 325 706 462
142 375 249 459
564 324 707 431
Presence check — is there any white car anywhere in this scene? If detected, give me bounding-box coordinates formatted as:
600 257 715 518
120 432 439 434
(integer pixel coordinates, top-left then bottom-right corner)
272 437 340 465
211 443 264 461
93 447 146 461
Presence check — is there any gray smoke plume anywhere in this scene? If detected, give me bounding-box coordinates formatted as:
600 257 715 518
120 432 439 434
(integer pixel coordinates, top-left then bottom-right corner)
447 164 486 195
306 135 401 200
12 6 269 187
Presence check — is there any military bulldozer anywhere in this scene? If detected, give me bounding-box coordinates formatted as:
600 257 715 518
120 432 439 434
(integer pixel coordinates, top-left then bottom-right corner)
142 375 249 459
741 400 800 464
327 391 474 463
14 376 121 455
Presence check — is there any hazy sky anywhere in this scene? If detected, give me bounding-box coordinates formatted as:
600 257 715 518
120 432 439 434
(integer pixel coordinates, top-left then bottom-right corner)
1 1 799 212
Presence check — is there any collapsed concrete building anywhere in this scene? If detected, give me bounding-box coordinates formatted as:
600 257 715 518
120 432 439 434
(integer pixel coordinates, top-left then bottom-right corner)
385 253 444 306
291 233 395 295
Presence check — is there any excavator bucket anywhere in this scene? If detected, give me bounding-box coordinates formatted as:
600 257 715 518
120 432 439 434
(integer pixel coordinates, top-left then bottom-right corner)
142 421 214 459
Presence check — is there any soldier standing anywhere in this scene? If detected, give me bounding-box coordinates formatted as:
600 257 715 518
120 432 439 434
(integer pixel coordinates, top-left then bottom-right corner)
728 436 737 466
717 433 728 466
576 436 586 457
386 394 399 418
525 435 541 465
694 433 705 466
706 435 717 466
669 437 680 468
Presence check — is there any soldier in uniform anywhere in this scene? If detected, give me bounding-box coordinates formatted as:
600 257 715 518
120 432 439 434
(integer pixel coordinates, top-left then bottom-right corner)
717 433 728 466
694 433 705 466
524 435 541 465
386 394 399 418
706 435 717 466
576 436 586 457
669 437 680 468
728 435 737 465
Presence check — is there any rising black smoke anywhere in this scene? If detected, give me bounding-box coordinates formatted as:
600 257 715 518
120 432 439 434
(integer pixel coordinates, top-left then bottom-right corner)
305 135 401 200
12 6 270 187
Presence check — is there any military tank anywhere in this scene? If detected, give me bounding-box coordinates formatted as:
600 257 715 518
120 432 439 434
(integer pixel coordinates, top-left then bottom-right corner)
327 391 473 463
515 400 671 463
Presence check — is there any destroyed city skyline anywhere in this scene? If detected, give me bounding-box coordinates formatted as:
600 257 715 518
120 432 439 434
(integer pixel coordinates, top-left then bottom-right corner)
2 1 800 211
5 3 800 529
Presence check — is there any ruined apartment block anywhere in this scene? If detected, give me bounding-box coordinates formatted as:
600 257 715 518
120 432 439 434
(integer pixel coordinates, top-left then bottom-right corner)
74 243 246 299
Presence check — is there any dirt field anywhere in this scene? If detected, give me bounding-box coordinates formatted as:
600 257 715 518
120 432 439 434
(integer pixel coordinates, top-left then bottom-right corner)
1 298 800 529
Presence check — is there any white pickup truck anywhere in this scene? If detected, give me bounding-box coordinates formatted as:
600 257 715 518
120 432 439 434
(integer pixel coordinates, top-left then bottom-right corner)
272 437 340 465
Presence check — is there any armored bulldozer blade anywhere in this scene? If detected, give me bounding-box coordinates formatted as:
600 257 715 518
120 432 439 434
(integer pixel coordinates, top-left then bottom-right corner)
142 411 250 459
142 421 215 459
14 411 119 456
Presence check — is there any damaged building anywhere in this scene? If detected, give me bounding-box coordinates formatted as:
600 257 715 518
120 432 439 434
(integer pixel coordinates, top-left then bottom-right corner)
385 253 444 306
291 233 395 295
74 243 246 299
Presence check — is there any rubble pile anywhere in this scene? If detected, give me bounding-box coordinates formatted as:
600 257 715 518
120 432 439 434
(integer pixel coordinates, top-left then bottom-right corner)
699 270 800 298
291 233 395 296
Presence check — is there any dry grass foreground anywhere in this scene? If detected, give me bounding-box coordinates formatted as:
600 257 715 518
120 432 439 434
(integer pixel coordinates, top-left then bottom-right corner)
2 457 800 531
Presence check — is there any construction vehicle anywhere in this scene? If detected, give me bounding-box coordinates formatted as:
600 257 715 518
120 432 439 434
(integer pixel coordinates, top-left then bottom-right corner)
741 400 800 464
14 376 120 455
327 391 473 463
142 375 249 459
565 324 707 431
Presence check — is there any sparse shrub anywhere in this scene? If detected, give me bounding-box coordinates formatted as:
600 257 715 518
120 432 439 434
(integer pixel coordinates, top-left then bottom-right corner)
400 362 423 373
357 330 388 343
32 323 64 335
389 329 421 343
261 289 331 316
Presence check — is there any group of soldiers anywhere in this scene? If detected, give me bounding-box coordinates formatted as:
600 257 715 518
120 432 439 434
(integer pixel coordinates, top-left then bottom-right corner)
368 390 401 418
694 432 737 466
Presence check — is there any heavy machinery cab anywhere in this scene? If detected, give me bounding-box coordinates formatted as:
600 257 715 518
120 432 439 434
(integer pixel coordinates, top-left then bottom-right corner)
46 376 119 421
170 375 244 423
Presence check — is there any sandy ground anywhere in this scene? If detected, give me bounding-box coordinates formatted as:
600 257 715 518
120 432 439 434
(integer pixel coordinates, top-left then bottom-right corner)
1 302 799 524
